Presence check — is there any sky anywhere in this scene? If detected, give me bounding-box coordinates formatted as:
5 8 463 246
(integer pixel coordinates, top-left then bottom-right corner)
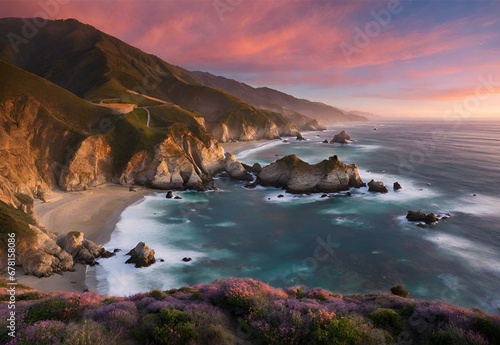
1 0 500 118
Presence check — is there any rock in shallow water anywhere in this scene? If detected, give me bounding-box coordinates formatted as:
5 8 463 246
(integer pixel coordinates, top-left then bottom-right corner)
330 130 352 144
406 210 439 224
368 179 388 193
406 210 427 221
125 242 156 268
256 154 364 194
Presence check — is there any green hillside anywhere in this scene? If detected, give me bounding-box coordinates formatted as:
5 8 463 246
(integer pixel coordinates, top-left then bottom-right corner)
0 18 295 133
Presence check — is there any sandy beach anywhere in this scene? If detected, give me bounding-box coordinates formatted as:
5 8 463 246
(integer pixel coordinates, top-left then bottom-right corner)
16 184 149 293
16 141 261 294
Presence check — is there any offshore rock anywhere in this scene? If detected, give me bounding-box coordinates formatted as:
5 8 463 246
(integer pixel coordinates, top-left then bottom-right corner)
256 155 364 194
368 180 388 193
223 153 253 181
406 210 427 222
125 242 156 268
330 130 351 144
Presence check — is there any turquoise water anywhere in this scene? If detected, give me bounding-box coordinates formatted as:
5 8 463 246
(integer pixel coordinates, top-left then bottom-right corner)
91 120 500 313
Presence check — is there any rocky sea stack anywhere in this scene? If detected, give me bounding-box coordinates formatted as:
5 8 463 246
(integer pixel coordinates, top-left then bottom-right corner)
256 154 365 194
330 130 352 144
125 242 156 268
368 179 389 193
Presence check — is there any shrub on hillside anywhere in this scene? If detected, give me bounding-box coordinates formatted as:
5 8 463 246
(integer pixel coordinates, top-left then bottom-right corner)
369 308 403 334
390 285 409 298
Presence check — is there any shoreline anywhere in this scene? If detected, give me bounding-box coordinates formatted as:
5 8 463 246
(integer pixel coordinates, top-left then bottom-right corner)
16 184 150 293
17 140 263 294
221 139 280 156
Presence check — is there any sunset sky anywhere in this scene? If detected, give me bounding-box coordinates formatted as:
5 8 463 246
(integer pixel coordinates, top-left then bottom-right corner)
1 0 499 118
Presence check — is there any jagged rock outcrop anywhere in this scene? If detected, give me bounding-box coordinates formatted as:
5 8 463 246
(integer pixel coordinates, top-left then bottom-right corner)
121 126 225 190
125 242 156 268
368 180 388 193
296 132 305 141
242 162 263 174
406 210 426 221
406 210 438 224
282 109 326 131
330 130 352 144
15 225 74 277
0 94 77 210
256 155 365 194
208 120 299 143
120 126 253 189
394 182 403 191
59 136 114 191
223 153 253 181
58 231 114 266
424 213 438 224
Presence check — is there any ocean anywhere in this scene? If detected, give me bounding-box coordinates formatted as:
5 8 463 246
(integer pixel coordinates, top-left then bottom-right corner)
89 120 500 313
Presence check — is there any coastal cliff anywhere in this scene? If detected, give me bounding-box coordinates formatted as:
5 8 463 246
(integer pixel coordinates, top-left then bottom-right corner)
256 154 365 194
0 61 249 277
0 18 311 143
121 125 227 190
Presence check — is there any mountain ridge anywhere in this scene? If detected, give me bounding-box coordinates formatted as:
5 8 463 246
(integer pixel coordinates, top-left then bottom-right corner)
0 18 303 142
192 71 368 125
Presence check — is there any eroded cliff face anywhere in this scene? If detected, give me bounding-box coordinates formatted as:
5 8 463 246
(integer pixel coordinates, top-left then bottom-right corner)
256 154 365 194
59 136 114 191
0 62 254 278
0 95 82 212
121 126 230 190
208 120 299 143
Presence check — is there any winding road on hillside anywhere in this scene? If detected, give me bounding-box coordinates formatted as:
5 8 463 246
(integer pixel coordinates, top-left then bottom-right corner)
144 107 150 128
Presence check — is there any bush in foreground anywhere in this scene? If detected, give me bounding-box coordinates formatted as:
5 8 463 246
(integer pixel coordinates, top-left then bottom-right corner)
1 278 499 345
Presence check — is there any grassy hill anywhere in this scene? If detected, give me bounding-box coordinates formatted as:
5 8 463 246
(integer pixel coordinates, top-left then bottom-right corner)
0 18 300 139
0 60 112 132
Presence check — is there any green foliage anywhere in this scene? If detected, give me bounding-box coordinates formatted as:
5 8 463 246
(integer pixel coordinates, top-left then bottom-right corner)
368 308 403 335
400 303 416 318
0 61 111 131
134 313 162 342
63 320 117 345
390 284 409 298
475 316 500 344
24 298 83 324
0 201 37 246
17 291 46 301
149 289 167 300
153 309 197 345
190 291 204 301
310 316 389 345
101 297 119 305
311 317 364 345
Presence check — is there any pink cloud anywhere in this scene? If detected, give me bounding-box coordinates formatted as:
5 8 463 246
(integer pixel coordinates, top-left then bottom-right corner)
1 0 500 115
